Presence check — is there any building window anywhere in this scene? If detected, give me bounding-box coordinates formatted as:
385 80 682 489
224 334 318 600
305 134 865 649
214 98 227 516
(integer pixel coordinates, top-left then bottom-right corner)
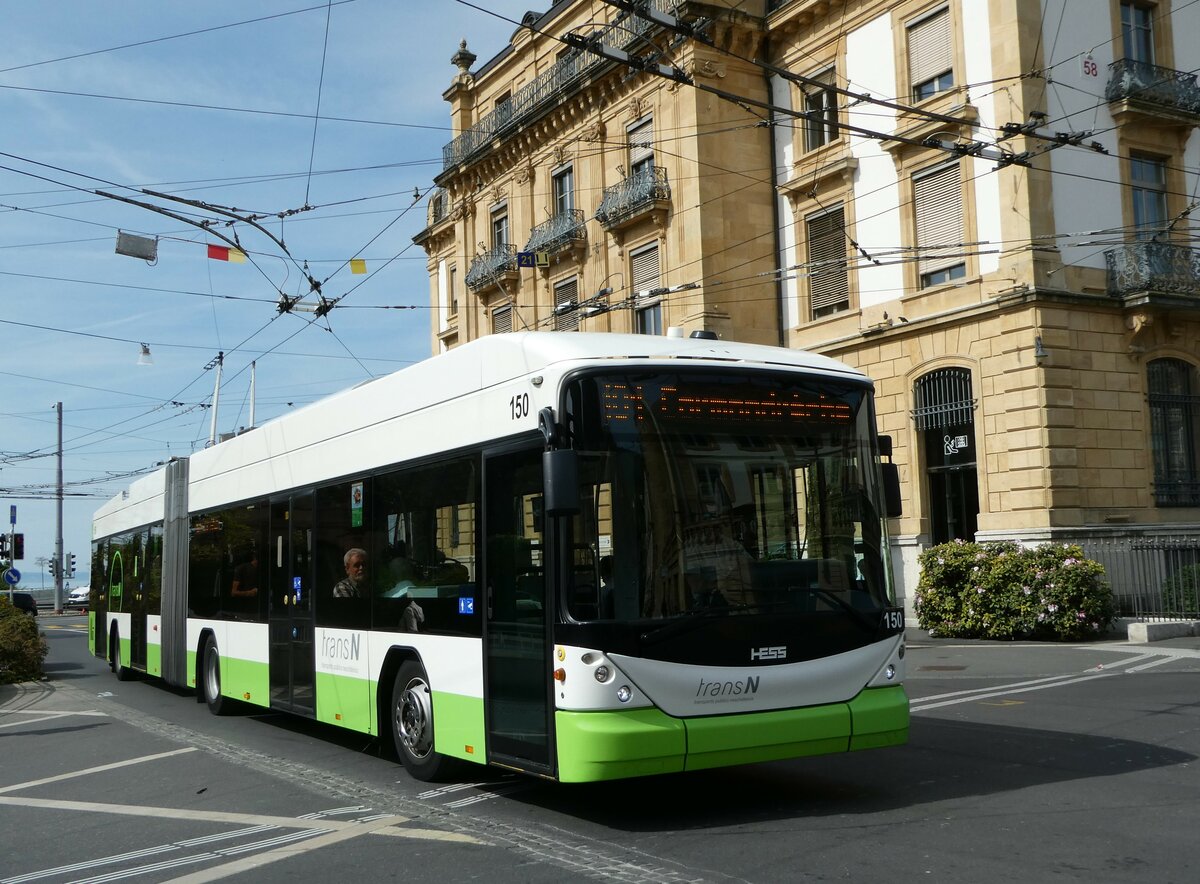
1131 153 1168 239
1148 358 1200 507
907 7 954 101
913 367 979 543
491 204 509 249
913 162 966 288
492 305 512 334
448 266 458 316
553 165 574 216
630 242 662 335
1121 1 1155 63
628 118 654 177
554 277 579 332
803 70 839 152
805 205 849 318
636 302 663 335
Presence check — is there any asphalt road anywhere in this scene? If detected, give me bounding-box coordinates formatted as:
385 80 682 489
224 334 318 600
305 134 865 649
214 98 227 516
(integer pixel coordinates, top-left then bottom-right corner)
2 617 1198 883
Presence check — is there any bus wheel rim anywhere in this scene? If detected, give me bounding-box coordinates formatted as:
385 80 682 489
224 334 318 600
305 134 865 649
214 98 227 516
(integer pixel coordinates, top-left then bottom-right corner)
204 647 219 701
397 679 432 759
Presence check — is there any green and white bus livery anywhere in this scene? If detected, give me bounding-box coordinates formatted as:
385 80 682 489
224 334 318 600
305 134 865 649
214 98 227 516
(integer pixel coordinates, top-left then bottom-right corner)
90 332 908 783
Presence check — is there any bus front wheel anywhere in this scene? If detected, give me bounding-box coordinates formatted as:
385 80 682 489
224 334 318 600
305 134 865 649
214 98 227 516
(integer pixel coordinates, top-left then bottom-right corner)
391 661 454 782
201 636 230 715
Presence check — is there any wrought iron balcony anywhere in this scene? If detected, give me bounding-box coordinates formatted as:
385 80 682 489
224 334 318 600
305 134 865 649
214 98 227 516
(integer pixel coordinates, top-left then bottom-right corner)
1105 241 1200 298
595 166 671 229
466 244 518 292
523 209 586 256
1105 59 1200 119
442 0 674 171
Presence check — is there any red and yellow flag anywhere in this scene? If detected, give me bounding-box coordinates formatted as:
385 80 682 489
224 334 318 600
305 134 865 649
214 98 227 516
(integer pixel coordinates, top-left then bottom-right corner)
207 244 247 263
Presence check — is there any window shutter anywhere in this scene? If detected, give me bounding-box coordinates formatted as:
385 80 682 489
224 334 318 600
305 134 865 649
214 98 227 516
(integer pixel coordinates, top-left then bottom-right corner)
907 7 952 88
631 244 661 299
629 119 654 169
554 277 579 331
913 163 963 275
492 306 512 334
806 207 848 316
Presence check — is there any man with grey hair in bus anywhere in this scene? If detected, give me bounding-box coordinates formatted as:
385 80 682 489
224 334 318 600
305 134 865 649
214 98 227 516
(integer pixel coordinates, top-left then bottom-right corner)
333 548 368 598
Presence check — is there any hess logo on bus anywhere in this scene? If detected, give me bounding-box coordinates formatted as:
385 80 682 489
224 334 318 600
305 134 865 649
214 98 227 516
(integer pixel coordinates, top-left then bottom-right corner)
750 645 787 661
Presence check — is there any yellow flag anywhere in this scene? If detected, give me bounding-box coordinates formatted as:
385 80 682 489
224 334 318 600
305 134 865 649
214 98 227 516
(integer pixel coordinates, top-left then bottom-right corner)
350 258 367 275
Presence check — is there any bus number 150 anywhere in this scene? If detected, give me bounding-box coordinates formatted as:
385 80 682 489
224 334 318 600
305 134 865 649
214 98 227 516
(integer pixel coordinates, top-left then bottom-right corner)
509 393 530 420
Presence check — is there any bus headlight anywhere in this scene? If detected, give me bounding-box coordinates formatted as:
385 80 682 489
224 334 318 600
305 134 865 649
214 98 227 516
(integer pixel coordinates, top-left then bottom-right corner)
616 685 632 703
884 664 896 681
594 665 611 683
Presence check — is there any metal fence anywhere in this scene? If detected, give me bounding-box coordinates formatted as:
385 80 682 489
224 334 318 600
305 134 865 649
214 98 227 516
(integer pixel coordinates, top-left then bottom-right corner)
1077 534 1200 620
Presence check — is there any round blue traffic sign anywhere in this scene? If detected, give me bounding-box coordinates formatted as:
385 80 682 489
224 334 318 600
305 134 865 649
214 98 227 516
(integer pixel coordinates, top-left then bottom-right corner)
3 567 20 586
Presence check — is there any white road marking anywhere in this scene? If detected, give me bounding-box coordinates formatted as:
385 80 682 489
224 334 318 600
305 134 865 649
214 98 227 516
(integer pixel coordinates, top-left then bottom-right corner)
911 671 1118 712
0 710 108 730
160 815 411 884
0 747 196 795
1126 655 1179 672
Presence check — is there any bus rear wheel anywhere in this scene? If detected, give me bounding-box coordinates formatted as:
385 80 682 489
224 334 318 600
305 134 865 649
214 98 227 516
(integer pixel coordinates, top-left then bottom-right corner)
201 636 231 715
110 626 132 682
391 661 455 782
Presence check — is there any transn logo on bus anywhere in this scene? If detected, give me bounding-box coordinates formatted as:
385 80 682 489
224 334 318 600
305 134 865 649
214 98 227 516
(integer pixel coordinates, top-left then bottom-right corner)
750 645 786 661
696 675 760 698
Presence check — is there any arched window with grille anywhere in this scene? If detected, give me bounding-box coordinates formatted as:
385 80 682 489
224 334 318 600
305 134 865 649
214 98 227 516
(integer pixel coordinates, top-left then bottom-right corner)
912 367 979 543
1148 358 1200 506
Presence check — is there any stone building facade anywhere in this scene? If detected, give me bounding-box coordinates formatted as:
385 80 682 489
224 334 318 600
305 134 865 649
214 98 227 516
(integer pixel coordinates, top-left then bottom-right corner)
415 0 1200 616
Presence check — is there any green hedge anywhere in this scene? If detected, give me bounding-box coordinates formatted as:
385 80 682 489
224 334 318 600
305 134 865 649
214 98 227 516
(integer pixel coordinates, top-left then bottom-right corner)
915 540 1117 641
0 596 48 684
1160 563 1200 616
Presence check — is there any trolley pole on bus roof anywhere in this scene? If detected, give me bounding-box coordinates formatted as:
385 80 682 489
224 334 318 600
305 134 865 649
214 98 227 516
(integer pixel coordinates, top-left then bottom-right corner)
54 401 63 613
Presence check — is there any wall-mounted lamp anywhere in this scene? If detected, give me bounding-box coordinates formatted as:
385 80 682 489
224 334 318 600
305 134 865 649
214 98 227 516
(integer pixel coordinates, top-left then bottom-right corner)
137 343 154 366
1034 335 1049 361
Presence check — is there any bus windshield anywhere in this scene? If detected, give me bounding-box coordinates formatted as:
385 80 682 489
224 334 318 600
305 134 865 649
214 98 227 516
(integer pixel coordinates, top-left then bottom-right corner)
562 369 893 625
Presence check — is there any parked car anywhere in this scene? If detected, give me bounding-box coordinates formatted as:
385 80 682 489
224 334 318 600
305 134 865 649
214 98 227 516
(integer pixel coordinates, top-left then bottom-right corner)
67 586 90 608
9 591 37 617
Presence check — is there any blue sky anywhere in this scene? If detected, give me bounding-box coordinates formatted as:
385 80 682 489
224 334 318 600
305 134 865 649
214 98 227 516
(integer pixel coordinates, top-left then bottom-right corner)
0 0 534 591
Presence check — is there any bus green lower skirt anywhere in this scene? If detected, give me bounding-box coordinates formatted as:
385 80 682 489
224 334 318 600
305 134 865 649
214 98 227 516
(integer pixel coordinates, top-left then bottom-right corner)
555 685 909 783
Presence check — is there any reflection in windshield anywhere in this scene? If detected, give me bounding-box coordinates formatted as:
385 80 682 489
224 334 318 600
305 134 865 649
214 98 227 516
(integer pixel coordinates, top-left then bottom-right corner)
564 371 892 625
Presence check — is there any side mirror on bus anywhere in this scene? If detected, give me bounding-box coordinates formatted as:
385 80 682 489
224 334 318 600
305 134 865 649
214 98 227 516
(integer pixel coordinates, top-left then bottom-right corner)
882 463 902 519
543 449 581 516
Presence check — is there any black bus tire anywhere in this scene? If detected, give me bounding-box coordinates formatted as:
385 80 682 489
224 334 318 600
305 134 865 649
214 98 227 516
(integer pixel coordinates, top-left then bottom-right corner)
201 636 231 715
111 626 133 682
391 660 456 782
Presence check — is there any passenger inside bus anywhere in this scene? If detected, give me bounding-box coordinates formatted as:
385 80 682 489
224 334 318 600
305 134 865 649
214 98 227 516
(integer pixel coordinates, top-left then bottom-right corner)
333 548 368 598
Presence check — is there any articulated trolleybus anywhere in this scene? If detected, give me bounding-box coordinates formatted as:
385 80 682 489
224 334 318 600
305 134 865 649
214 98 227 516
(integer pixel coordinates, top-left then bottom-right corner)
90 332 907 783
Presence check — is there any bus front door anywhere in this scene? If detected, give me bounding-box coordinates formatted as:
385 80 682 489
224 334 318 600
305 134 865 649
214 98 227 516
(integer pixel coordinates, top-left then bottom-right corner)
483 446 553 775
268 494 316 715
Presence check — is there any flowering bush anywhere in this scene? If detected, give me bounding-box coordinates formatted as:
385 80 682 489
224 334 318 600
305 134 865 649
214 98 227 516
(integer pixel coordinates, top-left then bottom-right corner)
915 540 1116 641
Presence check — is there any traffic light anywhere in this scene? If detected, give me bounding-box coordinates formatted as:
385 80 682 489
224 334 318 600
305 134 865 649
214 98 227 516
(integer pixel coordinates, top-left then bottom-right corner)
48 558 58 578
66 553 76 577
12 534 23 561
0 536 7 559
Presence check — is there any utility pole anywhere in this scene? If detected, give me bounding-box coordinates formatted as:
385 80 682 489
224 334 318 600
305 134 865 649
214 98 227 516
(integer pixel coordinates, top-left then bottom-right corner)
207 352 224 447
54 401 63 613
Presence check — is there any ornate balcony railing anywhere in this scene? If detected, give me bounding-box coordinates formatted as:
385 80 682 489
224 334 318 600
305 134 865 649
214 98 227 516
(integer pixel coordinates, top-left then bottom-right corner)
595 166 671 229
465 244 517 291
442 0 676 171
524 209 586 255
1105 59 1200 118
1105 242 1200 298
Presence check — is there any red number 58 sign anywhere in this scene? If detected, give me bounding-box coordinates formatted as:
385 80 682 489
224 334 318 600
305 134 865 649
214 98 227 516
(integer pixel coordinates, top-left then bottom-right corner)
1081 53 1099 79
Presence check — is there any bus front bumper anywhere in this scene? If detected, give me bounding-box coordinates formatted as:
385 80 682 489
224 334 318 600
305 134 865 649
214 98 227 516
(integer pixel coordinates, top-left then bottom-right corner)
553 684 908 783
